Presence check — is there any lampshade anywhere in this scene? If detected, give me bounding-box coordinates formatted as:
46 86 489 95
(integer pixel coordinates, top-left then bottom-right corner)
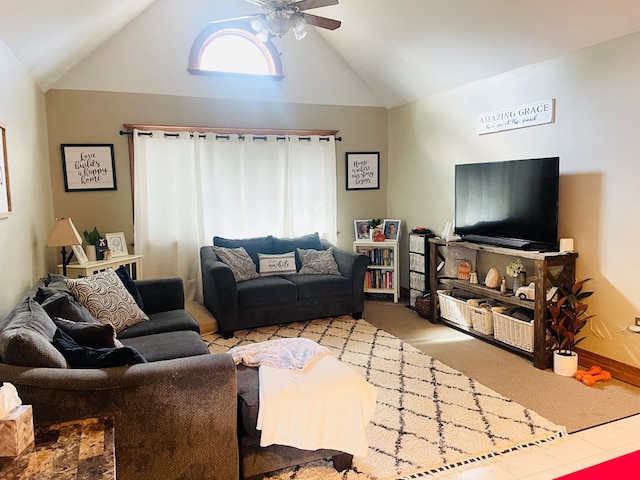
47 218 82 247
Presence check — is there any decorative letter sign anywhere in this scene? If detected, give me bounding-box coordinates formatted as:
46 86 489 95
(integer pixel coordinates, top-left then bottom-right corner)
477 99 555 135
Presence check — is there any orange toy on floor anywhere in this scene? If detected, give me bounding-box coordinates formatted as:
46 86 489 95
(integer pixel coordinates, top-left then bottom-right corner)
574 366 601 382
582 370 611 387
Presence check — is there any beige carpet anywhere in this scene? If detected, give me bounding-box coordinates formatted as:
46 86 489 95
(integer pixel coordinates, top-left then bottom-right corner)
363 300 640 433
204 316 565 479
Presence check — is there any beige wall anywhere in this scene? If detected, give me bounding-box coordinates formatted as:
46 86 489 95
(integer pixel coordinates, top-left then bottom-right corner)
388 32 640 367
0 41 54 318
45 89 388 256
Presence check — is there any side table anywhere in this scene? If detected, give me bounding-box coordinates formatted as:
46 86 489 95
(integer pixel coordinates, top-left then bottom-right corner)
0 416 115 478
58 254 144 279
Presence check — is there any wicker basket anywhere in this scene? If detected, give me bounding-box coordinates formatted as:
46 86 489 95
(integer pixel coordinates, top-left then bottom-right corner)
492 307 534 352
468 303 494 335
437 290 473 327
415 294 430 319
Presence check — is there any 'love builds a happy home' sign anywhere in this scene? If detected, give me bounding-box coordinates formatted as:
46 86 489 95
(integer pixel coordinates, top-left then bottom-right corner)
61 144 117 191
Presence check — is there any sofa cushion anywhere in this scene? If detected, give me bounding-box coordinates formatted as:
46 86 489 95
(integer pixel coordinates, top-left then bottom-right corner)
117 309 201 339
64 269 149 333
236 365 261 440
54 318 119 348
237 276 298 308
272 233 323 270
213 246 259 283
214 235 273 267
283 274 352 300
0 298 67 368
52 328 147 368
258 252 297 276
35 288 98 324
119 330 209 362
297 247 341 275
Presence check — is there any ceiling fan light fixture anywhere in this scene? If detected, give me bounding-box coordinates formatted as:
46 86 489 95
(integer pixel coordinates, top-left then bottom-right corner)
265 12 291 36
292 14 307 39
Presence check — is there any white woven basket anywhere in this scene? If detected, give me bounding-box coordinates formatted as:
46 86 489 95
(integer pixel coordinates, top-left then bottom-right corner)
437 290 473 327
469 303 494 335
492 308 534 352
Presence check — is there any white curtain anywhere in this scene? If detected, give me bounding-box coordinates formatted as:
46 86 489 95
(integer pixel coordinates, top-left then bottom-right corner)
133 130 337 301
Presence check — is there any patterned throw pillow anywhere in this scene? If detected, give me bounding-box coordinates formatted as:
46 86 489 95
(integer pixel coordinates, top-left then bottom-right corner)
258 252 297 276
297 248 341 275
213 246 260 282
64 269 149 333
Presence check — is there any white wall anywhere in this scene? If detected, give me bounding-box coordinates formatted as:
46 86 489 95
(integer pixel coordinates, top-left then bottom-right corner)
388 31 640 367
0 40 54 318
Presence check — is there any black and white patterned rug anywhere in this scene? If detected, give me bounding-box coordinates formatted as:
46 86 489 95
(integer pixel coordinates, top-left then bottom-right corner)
203 316 566 479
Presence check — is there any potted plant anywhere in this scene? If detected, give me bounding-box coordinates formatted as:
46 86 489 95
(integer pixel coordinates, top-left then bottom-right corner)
82 227 101 261
546 278 594 376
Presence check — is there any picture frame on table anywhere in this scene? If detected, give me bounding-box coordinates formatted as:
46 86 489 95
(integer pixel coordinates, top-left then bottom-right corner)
104 232 128 257
354 220 370 240
383 219 401 240
71 244 89 265
345 152 380 190
61 144 117 192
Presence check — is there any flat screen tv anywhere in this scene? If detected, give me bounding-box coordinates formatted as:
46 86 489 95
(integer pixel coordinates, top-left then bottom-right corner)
454 157 559 250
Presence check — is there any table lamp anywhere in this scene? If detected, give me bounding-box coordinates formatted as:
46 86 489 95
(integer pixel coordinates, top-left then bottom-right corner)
47 217 82 276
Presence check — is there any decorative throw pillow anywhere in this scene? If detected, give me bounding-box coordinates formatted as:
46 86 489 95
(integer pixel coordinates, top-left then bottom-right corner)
297 248 341 275
64 269 149 333
53 318 119 349
258 252 297 276
213 246 259 282
114 265 145 311
35 288 99 324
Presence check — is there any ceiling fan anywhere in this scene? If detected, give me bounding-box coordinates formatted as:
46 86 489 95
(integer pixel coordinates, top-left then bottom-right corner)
210 0 341 41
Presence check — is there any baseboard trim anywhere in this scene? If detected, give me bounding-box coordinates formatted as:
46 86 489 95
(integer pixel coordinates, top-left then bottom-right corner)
575 347 640 387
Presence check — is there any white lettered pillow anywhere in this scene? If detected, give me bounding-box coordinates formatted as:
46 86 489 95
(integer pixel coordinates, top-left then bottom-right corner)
258 252 297 276
64 269 149 333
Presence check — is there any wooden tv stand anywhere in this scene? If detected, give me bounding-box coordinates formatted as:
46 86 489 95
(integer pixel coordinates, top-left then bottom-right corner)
428 238 578 369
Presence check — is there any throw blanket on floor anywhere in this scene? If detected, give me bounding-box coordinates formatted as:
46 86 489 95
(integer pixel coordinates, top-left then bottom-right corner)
258 355 378 457
228 337 330 372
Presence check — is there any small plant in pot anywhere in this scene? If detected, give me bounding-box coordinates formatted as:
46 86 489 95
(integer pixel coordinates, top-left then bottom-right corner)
546 278 594 376
82 227 101 262
368 218 384 242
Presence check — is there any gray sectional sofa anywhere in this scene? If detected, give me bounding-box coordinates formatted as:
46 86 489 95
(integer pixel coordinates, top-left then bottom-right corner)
0 274 239 480
200 233 370 338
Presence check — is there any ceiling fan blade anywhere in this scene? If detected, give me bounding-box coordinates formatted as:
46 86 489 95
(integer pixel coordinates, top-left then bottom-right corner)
208 15 258 24
300 12 341 30
244 0 273 8
292 0 339 12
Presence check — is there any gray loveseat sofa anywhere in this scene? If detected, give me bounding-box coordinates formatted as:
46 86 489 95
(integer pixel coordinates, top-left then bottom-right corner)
0 274 238 480
200 233 370 338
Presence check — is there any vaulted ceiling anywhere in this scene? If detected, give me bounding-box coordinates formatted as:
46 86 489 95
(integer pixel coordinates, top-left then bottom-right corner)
2 0 640 108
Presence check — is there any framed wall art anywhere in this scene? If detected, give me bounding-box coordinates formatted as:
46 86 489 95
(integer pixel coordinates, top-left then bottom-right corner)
345 152 379 190
61 144 117 191
0 125 11 218
105 232 128 257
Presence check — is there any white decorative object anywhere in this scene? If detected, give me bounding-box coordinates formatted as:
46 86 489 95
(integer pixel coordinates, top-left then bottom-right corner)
105 232 128 257
559 238 574 252
553 351 579 377
477 99 555 135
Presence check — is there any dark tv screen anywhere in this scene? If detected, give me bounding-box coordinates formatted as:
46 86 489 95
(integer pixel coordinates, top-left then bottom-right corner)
454 157 559 249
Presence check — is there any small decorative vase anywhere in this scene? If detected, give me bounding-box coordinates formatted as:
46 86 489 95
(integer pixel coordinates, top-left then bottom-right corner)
85 244 97 262
553 350 578 377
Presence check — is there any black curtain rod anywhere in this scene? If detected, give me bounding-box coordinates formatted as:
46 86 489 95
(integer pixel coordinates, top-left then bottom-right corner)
119 130 342 141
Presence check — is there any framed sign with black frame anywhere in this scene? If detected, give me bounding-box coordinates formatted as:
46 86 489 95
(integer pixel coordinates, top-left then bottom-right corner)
345 152 380 190
61 144 117 191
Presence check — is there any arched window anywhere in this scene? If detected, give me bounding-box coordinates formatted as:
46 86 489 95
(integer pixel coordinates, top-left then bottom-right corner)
188 22 283 79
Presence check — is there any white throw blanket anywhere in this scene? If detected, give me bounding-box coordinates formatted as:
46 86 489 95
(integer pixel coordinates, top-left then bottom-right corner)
228 337 331 372
257 355 378 457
